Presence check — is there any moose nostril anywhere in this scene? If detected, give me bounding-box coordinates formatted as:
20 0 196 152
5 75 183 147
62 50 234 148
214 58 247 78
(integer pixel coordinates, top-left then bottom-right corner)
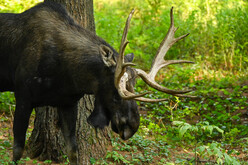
120 117 126 123
122 128 133 140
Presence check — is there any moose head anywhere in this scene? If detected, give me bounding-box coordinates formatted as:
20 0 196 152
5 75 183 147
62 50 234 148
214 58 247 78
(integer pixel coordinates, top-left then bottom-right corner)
88 8 195 140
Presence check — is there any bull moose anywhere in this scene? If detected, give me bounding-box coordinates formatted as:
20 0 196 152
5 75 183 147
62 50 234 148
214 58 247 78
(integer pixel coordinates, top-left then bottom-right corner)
0 1 194 164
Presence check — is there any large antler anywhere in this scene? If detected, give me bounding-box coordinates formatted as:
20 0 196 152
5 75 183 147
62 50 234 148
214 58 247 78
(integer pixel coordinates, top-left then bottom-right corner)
135 7 195 98
115 7 196 102
115 9 153 100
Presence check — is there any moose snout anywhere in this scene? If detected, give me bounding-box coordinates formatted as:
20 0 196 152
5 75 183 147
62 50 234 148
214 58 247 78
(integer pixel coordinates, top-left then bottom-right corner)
111 119 135 140
120 128 134 140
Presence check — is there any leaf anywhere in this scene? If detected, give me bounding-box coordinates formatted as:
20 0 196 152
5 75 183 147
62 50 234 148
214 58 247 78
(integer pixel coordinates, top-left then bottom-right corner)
105 151 112 159
191 125 199 132
224 153 241 165
172 121 185 126
213 126 224 136
90 157 96 164
179 124 192 138
216 157 223 165
197 145 206 155
209 126 214 134
165 163 175 165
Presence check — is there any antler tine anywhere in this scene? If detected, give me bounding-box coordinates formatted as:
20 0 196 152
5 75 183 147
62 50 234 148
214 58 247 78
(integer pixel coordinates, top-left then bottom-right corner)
135 68 193 95
115 10 135 90
118 72 151 99
173 94 197 98
119 9 135 56
119 73 169 102
148 7 190 81
125 90 169 102
115 10 151 99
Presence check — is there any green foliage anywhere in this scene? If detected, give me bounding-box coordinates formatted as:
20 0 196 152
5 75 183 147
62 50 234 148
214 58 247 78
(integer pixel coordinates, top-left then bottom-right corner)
197 142 241 165
95 135 171 164
94 0 248 72
106 151 130 164
172 121 224 139
0 140 11 164
43 159 53 164
172 121 231 163
0 0 42 13
0 92 15 113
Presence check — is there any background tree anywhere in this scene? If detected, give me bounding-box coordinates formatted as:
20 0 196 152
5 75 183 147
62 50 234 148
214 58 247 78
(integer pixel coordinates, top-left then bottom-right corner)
26 0 110 163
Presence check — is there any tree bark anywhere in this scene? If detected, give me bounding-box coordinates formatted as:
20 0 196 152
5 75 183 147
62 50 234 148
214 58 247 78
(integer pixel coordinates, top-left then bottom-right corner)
45 0 95 32
26 0 110 164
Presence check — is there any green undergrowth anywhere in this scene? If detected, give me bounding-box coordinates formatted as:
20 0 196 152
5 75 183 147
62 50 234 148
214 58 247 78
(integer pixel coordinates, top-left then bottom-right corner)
93 65 247 164
94 0 248 72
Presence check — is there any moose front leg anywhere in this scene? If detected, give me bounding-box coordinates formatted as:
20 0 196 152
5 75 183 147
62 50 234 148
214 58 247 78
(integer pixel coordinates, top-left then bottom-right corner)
13 99 33 163
58 104 78 165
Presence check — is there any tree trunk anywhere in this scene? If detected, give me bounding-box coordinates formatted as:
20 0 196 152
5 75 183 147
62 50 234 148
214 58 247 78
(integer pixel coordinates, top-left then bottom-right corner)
26 0 110 164
45 0 95 32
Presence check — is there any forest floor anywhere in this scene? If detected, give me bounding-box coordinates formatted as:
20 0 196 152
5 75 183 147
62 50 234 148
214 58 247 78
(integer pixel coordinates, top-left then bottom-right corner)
0 110 247 164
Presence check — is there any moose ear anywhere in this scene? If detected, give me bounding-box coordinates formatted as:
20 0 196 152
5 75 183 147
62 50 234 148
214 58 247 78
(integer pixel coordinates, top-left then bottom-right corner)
124 53 134 62
100 45 116 67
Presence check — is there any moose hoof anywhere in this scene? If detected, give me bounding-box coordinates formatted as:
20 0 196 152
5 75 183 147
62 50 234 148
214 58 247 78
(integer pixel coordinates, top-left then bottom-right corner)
13 146 24 163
